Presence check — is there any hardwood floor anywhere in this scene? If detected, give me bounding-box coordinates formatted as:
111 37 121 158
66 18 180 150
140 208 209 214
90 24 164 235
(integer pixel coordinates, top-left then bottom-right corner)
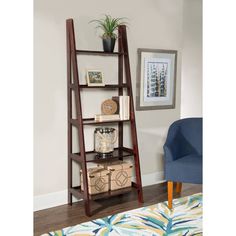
34 183 202 236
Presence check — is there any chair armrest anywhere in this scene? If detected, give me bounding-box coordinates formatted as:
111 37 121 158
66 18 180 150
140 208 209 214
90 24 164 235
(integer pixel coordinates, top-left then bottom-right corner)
164 142 183 162
163 125 183 162
163 144 176 162
164 124 195 162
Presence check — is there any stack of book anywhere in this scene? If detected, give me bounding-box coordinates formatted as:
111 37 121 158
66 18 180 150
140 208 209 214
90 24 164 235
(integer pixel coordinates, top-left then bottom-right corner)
94 96 130 122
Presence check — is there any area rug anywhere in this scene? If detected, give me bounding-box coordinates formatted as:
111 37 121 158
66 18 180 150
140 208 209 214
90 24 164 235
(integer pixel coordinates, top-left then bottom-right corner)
42 193 202 236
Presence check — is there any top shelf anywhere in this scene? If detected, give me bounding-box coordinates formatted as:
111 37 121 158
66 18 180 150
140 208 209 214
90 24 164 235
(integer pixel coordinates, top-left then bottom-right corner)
76 50 126 56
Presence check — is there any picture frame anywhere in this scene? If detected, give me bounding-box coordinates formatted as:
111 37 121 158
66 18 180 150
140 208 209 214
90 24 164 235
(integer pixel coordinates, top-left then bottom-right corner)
136 48 177 110
86 70 105 86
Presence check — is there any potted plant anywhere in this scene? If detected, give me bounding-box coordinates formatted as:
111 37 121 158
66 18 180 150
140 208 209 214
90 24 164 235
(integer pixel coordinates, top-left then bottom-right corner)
90 15 127 53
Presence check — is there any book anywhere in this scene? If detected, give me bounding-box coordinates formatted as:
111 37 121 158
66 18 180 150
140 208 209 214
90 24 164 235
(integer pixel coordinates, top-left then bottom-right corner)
123 96 130 120
111 96 120 115
123 96 126 120
112 96 130 120
119 96 124 120
127 96 130 119
112 96 123 119
94 114 120 122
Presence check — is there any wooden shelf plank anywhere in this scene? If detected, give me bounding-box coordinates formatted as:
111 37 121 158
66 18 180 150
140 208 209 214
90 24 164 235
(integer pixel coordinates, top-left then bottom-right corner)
69 187 83 199
70 182 137 200
70 118 130 126
69 84 128 89
80 84 128 89
71 147 134 163
70 153 83 163
70 119 79 126
83 118 130 125
76 50 125 56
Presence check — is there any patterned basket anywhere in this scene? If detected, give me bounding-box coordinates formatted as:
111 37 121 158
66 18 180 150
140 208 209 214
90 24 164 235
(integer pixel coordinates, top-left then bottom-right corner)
99 161 133 191
80 167 109 195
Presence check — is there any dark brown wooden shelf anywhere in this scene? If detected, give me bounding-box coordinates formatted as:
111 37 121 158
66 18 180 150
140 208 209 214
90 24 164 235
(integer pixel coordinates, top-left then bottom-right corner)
71 147 134 163
76 50 125 56
80 84 128 89
83 118 130 125
70 182 137 200
70 118 130 126
69 84 128 89
66 19 143 216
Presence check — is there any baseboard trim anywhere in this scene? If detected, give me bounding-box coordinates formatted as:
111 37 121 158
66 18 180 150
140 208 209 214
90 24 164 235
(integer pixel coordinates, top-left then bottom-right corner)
140 171 166 186
34 190 81 212
34 171 165 212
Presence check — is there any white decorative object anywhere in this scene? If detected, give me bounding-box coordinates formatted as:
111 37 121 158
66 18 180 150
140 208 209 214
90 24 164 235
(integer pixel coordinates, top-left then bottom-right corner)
94 128 117 155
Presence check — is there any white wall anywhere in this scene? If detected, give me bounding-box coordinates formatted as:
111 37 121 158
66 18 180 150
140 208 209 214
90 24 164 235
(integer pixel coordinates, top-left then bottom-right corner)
181 0 202 117
34 0 202 210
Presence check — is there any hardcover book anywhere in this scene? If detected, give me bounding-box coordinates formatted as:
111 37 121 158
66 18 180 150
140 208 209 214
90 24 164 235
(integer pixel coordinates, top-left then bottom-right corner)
112 96 130 120
94 114 120 121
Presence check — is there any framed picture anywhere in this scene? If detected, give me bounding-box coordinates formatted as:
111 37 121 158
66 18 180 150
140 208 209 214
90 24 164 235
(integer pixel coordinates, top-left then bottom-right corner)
86 70 105 86
136 49 177 110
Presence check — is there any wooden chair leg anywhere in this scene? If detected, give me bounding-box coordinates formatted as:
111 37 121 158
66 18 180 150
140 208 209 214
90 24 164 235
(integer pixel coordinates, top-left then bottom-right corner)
176 182 182 194
168 181 173 209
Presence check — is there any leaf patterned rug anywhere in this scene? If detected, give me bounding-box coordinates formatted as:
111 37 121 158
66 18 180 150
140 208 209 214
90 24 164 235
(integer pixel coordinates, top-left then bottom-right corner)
42 193 202 236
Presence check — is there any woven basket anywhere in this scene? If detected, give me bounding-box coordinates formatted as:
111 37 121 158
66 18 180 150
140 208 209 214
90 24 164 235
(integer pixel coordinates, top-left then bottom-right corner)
99 161 133 191
80 167 109 195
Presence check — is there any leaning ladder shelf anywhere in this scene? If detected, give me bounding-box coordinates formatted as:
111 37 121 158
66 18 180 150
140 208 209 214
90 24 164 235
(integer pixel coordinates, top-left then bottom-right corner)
66 18 143 216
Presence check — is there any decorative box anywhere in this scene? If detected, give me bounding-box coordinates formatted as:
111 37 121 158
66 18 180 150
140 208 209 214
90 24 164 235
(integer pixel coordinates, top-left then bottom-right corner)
80 167 109 195
99 161 133 191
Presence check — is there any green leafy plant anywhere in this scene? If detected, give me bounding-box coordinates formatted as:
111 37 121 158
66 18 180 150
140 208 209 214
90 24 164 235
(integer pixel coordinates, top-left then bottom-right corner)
90 15 127 39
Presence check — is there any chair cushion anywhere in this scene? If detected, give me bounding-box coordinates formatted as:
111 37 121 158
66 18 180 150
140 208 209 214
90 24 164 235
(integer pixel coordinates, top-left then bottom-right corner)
165 154 202 184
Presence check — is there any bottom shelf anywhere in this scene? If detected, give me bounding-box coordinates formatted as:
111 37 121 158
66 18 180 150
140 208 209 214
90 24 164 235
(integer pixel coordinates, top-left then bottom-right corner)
70 182 137 201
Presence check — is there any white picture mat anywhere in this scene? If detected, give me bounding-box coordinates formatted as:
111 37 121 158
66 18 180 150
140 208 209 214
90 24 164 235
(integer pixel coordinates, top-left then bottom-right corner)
143 57 171 102
140 52 176 107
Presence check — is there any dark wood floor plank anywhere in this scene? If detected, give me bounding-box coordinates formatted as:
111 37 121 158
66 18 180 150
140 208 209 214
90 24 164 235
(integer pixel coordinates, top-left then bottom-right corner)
34 182 202 236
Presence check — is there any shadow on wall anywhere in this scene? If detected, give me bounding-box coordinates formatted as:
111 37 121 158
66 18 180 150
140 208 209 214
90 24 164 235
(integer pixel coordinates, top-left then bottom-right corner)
138 126 168 174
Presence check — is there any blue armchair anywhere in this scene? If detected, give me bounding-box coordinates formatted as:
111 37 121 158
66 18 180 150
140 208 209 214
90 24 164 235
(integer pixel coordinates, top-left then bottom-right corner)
163 118 202 208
